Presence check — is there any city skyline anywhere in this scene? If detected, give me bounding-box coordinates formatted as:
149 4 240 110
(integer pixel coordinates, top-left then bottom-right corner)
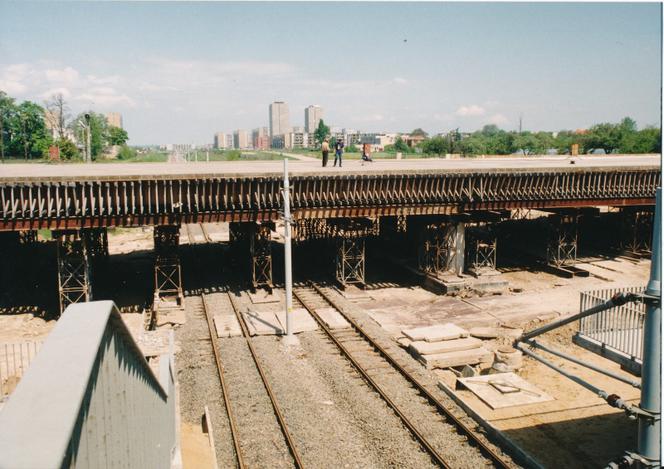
0 2 660 145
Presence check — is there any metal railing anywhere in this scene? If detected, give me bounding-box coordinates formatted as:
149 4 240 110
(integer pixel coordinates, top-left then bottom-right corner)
578 286 646 361
0 301 179 469
0 340 42 399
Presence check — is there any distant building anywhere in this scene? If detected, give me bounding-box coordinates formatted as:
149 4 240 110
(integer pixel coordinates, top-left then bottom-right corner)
271 134 286 149
106 112 123 129
252 127 270 150
214 133 234 149
233 129 250 149
304 105 323 133
288 131 308 149
269 101 290 137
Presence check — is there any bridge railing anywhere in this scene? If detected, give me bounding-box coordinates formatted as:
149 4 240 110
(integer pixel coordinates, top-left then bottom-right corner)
0 301 179 469
575 286 646 372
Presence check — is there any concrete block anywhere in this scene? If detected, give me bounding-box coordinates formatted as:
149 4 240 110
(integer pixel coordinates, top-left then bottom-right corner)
274 308 319 334
242 311 283 336
418 347 493 369
213 314 242 338
315 307 351 330
409 337 482 356
402 323 469 342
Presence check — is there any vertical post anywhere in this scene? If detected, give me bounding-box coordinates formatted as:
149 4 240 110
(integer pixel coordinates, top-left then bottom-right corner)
283 159 293 338
638 187 661 467
86 126 91 163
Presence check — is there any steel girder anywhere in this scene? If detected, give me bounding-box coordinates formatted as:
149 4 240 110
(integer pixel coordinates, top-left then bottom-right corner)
0 168 658 229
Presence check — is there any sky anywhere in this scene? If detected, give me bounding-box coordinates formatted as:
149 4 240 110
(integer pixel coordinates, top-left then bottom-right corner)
0 1 661 145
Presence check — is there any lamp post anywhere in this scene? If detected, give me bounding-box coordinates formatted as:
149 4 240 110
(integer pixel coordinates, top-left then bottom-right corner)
78 114 91 163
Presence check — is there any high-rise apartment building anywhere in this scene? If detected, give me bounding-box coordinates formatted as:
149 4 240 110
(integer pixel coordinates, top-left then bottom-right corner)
106 112 123 129
304 105 323 133
252 127 270 150
214 132 234 149
233 129 250 149
269 101 290 137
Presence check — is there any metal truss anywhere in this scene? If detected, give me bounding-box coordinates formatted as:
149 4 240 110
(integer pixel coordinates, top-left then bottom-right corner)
250 223 273 290
55 230 91 314
18 230 37 244
417 222 463 275
466 224 497 273
293 217 379 242
153 225 183 308
547 214 578 267
336 238 365 287
622 208 653 254
2 168 657 228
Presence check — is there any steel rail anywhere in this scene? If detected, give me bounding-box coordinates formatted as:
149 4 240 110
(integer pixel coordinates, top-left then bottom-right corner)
308 282 512 469
185 224 246 469
226 291 305 469
293 287 452 468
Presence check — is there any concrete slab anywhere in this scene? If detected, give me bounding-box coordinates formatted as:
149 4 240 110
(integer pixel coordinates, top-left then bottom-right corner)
275 308 319 334
248 289 282 304
410 337 482 356
457 372 554 409
336 285 371 300
315 307 351 330
242 311 283 336
213 314 242 338
418 347 493 369
402 323 469 342
156 309 186 327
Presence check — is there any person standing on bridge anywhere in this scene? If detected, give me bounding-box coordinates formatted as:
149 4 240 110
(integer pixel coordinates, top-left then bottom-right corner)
333 138 345 167
321 137 330 167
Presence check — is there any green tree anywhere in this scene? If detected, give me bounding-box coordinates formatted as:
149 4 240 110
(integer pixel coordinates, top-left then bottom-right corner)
55 137 79 160
71 112 108 159
11 101 51 159
421 136 449 156
108 126 129 146
117 144 136 160
394 136 410 153
314 119 330 147
0 91 17 162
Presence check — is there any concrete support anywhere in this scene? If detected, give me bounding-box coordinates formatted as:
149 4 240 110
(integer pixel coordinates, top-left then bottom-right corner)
153 225 183 309
547 214 578 267
417 221 464 276
250 222 273 291
466 224 497 275
55 230 91 314
336 238 365 287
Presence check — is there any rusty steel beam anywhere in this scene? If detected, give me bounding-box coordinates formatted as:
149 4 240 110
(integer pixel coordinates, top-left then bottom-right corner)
0 169 658 231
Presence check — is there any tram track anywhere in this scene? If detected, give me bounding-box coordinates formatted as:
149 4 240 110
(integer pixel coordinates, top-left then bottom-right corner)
293 282 516 469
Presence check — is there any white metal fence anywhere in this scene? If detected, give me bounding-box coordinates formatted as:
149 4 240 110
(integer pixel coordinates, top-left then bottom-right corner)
0 340 42 399
578 286 646 361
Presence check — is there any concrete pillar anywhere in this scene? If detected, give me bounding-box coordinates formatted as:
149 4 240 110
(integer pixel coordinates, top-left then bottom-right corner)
153 225 183 309
55 230 91 314
418 221 464 276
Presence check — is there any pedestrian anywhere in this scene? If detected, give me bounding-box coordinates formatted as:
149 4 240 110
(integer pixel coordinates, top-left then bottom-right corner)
321 137 330 167
361 143 373 163
333 138 345 167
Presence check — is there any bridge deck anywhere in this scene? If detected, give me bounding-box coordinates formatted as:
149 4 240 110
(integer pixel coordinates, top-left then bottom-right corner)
1 155 660 181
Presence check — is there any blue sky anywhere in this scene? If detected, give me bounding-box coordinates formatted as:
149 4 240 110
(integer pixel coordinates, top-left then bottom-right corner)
0 2 661 145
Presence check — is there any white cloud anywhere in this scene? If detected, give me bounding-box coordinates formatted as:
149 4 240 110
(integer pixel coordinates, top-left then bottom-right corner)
456 104 486 117
488 113 508 125
0 79 27 95
393 77 408 85
45 66 80 86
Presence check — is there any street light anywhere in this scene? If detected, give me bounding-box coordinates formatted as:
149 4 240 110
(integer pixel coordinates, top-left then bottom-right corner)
78 113 91 163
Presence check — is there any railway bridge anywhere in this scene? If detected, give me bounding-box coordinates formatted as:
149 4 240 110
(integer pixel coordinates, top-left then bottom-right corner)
0 155 659 312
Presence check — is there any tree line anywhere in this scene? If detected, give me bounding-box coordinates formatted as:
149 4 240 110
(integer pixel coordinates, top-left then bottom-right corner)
414 118 660 157
0 90 129 161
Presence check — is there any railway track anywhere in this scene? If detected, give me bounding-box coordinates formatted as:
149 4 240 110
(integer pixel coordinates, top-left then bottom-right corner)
293 283 515 469
185 223 303 468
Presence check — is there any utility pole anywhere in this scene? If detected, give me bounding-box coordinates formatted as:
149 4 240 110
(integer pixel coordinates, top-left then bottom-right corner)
282 158 296 345
519 114 523 134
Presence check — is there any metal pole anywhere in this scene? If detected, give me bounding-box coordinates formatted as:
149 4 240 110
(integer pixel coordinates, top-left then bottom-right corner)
638 187 661 467
283 158 293 338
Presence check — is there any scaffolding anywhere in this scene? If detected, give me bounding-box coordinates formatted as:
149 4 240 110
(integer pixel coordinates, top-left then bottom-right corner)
547 214 578 267
153 225 183 308
55 230 91 314
250 223 273 290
